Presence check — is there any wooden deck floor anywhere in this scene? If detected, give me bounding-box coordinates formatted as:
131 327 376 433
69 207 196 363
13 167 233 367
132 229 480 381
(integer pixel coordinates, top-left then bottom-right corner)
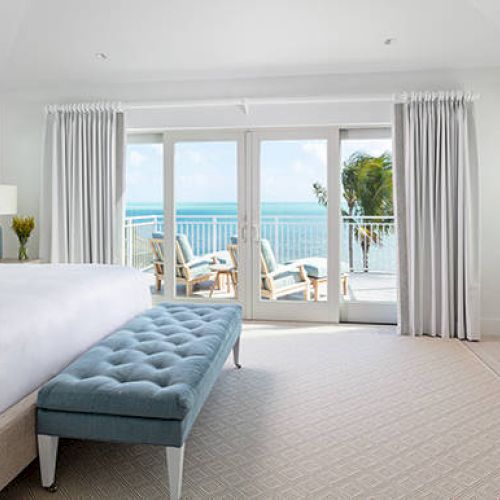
148 272 397 304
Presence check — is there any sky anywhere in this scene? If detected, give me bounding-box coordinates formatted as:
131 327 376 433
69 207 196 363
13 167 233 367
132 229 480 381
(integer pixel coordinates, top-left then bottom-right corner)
126 138 392 205
175 141 238 203
126 143 163 205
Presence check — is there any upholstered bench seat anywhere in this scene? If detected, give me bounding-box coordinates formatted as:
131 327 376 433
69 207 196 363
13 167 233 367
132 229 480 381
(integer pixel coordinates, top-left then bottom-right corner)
37 302 242 499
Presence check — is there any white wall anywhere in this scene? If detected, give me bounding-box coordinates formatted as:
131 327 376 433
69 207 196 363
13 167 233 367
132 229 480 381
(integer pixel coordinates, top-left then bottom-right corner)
0 100 44 258
1 68 499 334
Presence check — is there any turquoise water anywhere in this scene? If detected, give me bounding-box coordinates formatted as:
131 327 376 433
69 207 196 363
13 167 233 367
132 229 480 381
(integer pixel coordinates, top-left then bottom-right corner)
126 202 325 217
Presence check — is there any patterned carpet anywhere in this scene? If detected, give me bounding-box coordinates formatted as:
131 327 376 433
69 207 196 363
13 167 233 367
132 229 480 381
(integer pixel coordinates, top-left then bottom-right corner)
2 322 500 499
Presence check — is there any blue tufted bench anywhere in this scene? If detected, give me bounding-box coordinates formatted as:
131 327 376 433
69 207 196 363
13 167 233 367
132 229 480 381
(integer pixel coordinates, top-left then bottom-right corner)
36 302 242 499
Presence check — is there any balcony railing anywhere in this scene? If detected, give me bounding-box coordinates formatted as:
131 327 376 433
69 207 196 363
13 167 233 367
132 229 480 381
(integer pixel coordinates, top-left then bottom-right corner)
124 214 396 273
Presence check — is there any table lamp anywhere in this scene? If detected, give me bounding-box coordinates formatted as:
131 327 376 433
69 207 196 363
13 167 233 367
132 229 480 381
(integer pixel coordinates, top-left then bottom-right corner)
0 185 18 259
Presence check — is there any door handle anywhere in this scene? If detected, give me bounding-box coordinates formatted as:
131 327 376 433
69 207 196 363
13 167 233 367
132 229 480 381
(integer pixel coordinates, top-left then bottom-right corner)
252 224 260 242
241 225 247 242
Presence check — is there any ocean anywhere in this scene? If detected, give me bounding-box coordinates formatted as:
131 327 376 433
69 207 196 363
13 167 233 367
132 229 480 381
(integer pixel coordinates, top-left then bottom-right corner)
126 201 326 218
126 202 396 273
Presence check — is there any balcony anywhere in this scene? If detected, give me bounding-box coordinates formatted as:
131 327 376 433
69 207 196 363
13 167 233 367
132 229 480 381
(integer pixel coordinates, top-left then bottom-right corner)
124 214 397 302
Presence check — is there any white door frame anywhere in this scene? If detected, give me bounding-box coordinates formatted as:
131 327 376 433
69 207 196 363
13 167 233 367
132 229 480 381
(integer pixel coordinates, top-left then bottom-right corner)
163 130 250 317
249 127 341 323
159 126 396 324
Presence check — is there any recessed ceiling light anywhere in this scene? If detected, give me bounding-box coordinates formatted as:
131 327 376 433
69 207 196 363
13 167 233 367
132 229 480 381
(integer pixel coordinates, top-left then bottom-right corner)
95 52 108 60
384 37 396 46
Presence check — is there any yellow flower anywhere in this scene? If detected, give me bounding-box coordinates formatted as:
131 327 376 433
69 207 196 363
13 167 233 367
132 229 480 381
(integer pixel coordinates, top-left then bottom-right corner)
11 216 35 242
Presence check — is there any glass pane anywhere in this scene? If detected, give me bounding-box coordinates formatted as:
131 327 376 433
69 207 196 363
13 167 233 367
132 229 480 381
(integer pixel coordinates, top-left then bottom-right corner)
260 139 327 302
124 143 164 298
174 141 238 299
340 138 396 302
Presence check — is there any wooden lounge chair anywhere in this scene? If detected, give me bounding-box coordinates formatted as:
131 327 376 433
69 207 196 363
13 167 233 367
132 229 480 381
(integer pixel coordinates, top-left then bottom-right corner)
150 237 164 292
175 234 215 296
227 237 310 301
227 241 239 298
260 239 310 301
293 257 350 301
149 234 216 295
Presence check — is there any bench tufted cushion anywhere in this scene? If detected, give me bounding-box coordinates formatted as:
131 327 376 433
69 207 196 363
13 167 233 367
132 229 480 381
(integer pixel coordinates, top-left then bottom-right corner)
37 303 241 421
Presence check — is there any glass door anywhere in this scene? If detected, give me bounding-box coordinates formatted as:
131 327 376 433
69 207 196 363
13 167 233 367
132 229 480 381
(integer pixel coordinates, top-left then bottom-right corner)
156 126 395 324
163 131 249 314
124 134 165 287
339 129 397 323
250 128 340 322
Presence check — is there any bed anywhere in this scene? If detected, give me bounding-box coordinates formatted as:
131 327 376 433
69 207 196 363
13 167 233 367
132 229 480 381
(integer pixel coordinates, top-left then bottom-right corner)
0 264 152 490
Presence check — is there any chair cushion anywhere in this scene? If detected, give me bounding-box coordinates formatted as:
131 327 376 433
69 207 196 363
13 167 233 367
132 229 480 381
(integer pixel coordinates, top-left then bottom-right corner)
262 264 303 291
294 257 328 279
213 250 230 266
261 239 278 273
37 303 242 421
150 239 164 262
176 234 194 263
187 258 212 278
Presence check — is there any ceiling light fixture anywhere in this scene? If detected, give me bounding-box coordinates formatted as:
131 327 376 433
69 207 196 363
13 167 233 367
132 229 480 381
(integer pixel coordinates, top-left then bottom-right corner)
95 52 108 60
384 37 396 46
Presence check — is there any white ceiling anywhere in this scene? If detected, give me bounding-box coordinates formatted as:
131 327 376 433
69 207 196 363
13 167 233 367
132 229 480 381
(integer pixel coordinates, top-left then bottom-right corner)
1 0 500 89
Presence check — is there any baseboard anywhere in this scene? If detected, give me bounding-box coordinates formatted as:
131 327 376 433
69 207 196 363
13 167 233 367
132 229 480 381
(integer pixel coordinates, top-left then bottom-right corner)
480 318 500 337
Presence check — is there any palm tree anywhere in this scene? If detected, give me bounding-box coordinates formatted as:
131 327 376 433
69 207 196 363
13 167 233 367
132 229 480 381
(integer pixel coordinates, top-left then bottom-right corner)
342 152 367 272
313 151 393 272
352 152 393 271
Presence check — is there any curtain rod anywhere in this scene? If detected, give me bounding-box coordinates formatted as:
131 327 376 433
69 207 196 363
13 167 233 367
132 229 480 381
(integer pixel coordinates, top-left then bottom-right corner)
123 95 395 113
123 92 480 113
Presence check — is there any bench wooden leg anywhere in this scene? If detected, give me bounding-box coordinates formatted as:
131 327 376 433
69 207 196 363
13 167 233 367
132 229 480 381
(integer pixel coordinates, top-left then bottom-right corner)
232 337 241 369
166 445 185 500
38 434 59 492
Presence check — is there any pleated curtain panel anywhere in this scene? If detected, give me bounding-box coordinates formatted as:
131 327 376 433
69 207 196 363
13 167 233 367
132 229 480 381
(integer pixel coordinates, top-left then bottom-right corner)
40 103 125 264
394 92 480 340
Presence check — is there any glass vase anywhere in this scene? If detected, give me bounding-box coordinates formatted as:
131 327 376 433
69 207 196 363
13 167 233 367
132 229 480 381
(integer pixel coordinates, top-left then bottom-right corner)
18 239 28 261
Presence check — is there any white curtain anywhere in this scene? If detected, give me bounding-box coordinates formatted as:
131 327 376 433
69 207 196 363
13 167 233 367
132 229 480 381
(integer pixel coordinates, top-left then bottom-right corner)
40 103 125 264
394 92 480 340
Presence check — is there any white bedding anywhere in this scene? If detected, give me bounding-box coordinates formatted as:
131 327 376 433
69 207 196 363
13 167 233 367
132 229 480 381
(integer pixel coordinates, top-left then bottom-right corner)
0 264 152 413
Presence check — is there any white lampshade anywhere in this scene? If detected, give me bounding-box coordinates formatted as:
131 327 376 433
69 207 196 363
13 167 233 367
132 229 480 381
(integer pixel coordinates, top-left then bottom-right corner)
0 185 17 215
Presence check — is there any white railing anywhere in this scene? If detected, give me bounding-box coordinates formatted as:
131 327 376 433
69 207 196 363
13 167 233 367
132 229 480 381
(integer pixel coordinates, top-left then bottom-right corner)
123 215 163 270
342 216 396 273
123 214 396 273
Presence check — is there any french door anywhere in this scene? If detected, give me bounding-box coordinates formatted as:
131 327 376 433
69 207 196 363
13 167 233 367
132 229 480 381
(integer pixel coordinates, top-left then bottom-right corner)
249 129 340 322
156 127 396 323
161 128 341 322
163 130 251 316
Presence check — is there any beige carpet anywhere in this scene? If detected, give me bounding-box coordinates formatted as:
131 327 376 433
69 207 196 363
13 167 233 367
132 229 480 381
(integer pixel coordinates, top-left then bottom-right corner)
465 335 500 377
2 323 500 499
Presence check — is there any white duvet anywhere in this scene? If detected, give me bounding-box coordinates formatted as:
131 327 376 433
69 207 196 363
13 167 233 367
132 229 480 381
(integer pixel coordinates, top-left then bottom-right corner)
0 264 152 413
